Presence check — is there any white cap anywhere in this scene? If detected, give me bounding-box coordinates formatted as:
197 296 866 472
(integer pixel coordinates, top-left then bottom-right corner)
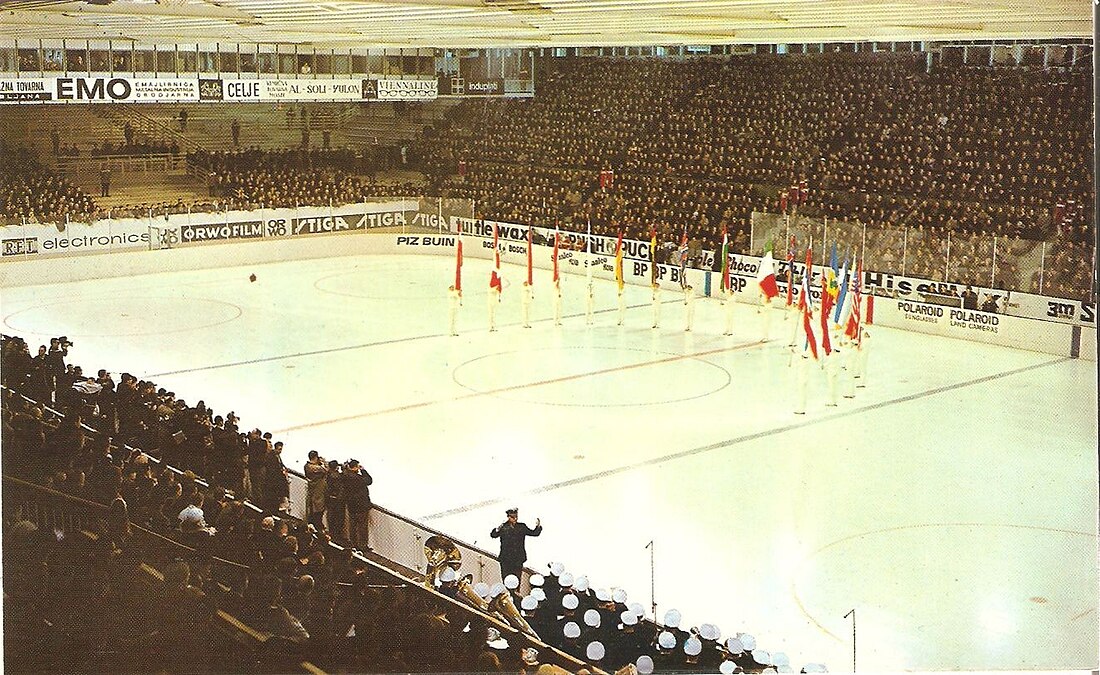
439 568 456 583
636 656 655 675
612 589 628 604
504 574 519 590
777 667 794 674
595 588 612 602
684 636 702 656
178 505 204 526
559 572 575 587
629 602 646 618
772 652 789 667
658 631 676 650
762 669 777 674
663 608 682 628
725 637 744 654
739 633 756 650
573 575 590 592
699 623 721 641
521 595 538 611
586 641 605 661
621 610 638 626
490 582 507 598
529 573 545 587
752 649 771 665
473 582 490 598
583 609 601 628
486 628 508 650
563 622 581 639
802 664 828 673
719 661 737 674
549 562 565 576
531 588 547 602
562 594 579 610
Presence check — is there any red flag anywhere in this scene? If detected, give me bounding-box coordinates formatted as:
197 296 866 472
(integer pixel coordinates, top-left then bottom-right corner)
455 221 463 291
820 289 832 356
845 259 863 342
552 225 560 284
801 270 818 360
489 221 502 294
527 225 533 286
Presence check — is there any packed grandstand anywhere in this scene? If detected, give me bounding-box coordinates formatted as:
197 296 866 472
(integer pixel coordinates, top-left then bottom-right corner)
2 43 1095 675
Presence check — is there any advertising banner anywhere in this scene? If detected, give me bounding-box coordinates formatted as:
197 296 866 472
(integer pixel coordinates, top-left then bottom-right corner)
0 79 52 102
53 77 198 103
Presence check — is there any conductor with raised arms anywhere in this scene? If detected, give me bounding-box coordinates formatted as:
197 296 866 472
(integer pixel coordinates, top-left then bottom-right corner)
491 507 542 583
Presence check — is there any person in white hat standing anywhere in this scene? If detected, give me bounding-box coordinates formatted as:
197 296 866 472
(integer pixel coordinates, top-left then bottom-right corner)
683 285 696 332
448 284 462 336
521 281 534 328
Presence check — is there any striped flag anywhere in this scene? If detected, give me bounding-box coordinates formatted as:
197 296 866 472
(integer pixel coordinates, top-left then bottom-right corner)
489 221 502 295
845 258 863 342
800 251 818 359
615 230 624 292
720 227 730 292
832 252 850 324
757 245 779 300
819 268 832 356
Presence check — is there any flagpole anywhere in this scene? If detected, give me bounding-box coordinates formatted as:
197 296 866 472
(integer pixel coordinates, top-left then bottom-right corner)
990 235 997 289
645 540 656 620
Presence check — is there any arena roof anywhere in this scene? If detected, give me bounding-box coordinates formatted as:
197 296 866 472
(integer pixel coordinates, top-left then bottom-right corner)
0 0 1092 48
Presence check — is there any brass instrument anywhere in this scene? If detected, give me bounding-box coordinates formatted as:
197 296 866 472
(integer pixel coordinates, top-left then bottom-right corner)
490 587 540 640
423 534 462 588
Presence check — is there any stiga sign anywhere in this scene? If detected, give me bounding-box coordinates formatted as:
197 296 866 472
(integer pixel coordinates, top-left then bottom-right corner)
292 215 364 235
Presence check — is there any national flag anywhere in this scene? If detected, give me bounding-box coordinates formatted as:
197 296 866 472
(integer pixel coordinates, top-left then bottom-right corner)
552 224 560 284
845 259 863 342
832 253 850 324
489 221 502 295
526 224 533 286
454 220 463 291
800 267 818 360
649 226 657 285
785 235 796 306
756 245 779 300
720 227 730 292
614 230 624 292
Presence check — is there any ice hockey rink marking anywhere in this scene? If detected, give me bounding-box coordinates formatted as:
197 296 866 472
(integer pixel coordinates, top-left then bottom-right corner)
419 356 1072 521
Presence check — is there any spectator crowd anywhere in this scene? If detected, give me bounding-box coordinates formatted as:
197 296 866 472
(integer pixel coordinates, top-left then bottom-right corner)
3 332 823 673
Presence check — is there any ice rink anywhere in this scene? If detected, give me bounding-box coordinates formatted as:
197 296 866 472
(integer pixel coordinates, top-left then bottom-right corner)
2 251 1096 672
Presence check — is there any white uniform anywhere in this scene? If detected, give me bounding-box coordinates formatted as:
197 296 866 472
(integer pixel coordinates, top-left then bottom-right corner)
651 284 662 328
722 287 736 336
488 286 500 331
521 283 534 328
856 328 870 388
585 281 595 325
760 295 773 342
552 280 562 326
793 350 810 414
824 342 841 406
617 289 626 326
448 287 462 336
684 286 695 332
842 337 857 398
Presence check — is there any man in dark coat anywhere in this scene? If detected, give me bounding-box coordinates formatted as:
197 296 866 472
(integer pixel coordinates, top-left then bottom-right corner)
490 508 542 582
343 459 372 551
